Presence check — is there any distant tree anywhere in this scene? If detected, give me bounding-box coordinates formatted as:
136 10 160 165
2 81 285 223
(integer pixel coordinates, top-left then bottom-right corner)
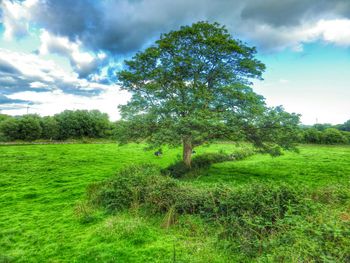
0 114 10 123
0 114 11 141
55 110 110 139
17 115 42 141
303 128 322 144
339 119 350 132
0 115 42 141
40 116 59 140
321 128 348 144
313 123 333 131
88 110 111 138
0 117 20 141
117 21 300 167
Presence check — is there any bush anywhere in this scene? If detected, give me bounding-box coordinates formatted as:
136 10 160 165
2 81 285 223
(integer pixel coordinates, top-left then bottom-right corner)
54 110 111 139
0 114 42 141
40 116 59 140
321 128 348 144
303 128 322 143
0 117 19 141
0 110 115 142
86 164 350 261
303 127 349 144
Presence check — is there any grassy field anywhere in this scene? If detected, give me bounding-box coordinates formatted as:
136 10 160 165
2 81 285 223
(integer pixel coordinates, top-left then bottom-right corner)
0 143 349 262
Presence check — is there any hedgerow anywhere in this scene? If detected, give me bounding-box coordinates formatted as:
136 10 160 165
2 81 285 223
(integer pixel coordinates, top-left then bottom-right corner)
82 164 349 260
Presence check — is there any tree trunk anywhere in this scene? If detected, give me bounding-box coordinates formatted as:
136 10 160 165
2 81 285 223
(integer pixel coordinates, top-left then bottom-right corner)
183 137 192 168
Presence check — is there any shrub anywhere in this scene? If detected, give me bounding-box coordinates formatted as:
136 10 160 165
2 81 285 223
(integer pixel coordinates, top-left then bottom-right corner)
303 127 349 144
303 128 322 143
40 116 59 140
0 117 20 141
321 128 348 144
0 115 42 141
55 110 111 139
86 164 350 261
89 165 305 223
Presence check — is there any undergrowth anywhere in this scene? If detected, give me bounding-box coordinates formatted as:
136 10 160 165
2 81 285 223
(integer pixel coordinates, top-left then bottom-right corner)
83 164 350 261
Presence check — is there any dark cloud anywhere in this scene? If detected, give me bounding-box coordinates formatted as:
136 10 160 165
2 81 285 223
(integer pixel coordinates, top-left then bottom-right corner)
0 49 106 97
241 0 350 26
0 58 20 75
0 94 31 104
22 0 350 55
2 0 350 108
0 74 50 94
27 0 240 53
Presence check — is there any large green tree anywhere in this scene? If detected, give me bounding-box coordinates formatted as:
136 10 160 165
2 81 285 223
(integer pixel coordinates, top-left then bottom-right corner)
117 22 300 167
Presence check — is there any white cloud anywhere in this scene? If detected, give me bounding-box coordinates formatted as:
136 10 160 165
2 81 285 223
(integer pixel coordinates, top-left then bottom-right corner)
0 47 129 120
39 30 107 77
244 18 350 52
0 0 37 40
5 87 130 120
0 48 109 94
312 19 350 46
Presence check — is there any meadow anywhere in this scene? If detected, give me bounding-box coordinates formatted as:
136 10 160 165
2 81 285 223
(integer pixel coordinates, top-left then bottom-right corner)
0 143 349 262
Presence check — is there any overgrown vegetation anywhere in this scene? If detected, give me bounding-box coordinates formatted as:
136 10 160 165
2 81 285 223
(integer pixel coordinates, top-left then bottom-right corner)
86 163 350 261
302 122 350 144
0 110 115 142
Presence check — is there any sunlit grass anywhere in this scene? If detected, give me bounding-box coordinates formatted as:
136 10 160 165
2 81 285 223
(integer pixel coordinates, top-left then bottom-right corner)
0 143 349 262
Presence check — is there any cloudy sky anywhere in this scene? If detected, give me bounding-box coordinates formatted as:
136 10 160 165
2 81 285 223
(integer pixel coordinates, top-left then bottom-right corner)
0 0 349 124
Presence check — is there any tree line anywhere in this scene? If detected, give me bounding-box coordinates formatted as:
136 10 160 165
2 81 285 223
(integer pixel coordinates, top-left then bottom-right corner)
301 121 350 144
0 109 349 145
0 110 115 141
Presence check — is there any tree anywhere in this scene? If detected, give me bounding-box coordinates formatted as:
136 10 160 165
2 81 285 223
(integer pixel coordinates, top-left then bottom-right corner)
0 117 20 141
54 110 111 139
303 128 322 144
0 114 10 123
321 128 348 144
339 119 350 132
17 115 42 141
313 123 333 131
0 115 42 141
40 116 59 140
117 21 300 167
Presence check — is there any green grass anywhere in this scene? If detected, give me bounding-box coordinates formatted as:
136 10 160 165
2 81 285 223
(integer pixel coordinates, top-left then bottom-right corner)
0 143 349 262
192 144 350 188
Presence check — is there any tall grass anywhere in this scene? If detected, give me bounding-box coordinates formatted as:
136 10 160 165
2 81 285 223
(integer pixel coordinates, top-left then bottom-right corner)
86 164 350 261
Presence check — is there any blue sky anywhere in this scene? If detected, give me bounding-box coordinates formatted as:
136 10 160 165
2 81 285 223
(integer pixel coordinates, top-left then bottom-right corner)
255 43 350 124
0 0 349 124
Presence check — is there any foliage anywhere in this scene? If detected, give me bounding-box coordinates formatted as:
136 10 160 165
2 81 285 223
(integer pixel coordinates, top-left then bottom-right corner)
303 127 322 143
303 127 349 144
313 123 334 131
339 119 350 132
0 114 10 123
0 114 42 141
88 163 350 261
117 21 300 166
40 116 59 140
321 128 349 144
0 110 114 142
54 110 111 139
0 117 19 141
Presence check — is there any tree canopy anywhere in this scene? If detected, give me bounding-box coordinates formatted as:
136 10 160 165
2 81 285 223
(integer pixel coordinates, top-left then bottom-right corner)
117 21 300 166
0 110 114 141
